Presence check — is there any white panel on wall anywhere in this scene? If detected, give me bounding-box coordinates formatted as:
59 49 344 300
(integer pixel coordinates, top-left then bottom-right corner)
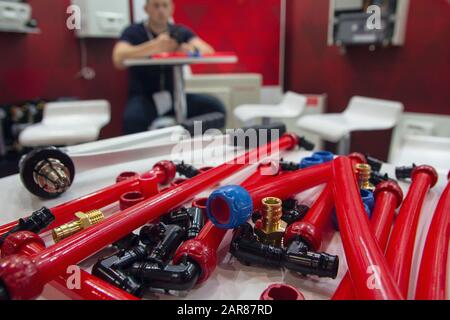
72 0 131 38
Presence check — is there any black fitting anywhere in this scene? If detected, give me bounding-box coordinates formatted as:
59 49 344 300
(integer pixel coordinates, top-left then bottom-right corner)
298 137 315 151
187 207 205 240
139 224 164 247
366 155 384 172
147 224 186 267
282 198 298 211
396 164 417 180
282 204 309 226
92 254 145 298
112 245 148 270
280 160 300 172
230 224 339 279
251 210 262 224
370 171 393 186
129 258 201 292
176 162 200 179
0 207 55 246
113 233 140 251
160 207 191 228
284 240 339 279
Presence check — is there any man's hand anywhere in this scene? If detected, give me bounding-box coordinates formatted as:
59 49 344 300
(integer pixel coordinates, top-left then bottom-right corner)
155 33 179 53
179 42 197 54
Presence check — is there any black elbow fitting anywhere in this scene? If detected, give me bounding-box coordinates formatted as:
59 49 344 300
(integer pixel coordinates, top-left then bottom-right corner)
280 160 300 172
129 259 201 292
176 162 201 179
284 240 339 279
0 282 9 300
298 137 315 151
396 164 417 180
112 245 148 270
160 208 191 228
139 223 164 247
370 171 393 186
113 232 140 251
366 155 384 172
92 254 145 298
282 204 309 226
0 207 55 246
230 224 339 279
147 224 186 266
187 207 205 239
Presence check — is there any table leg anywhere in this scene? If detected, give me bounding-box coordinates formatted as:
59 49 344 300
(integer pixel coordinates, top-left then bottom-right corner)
173 65 188 123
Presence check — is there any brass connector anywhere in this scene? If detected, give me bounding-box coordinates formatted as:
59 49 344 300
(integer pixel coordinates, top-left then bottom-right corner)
52 210 104 243
255 197 286 247
355 164 375 192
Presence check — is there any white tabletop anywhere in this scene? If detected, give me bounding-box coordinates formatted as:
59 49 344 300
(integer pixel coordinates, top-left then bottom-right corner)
0 137 448 300
124 54 238 67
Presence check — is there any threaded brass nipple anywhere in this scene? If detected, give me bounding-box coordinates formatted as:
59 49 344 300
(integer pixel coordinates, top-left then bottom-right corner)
355 164 375 192
52 210 104 243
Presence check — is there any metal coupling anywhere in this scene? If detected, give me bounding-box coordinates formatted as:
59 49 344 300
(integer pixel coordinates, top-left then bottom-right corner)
255 197 286 247
355 164 375 192
52 210 104 243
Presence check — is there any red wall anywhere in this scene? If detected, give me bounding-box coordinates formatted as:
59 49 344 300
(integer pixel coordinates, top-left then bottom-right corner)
173 0 281 85
285 0 450 158
0 0 128 138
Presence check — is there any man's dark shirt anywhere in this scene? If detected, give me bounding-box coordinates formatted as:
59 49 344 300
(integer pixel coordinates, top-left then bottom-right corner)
119 23 196 99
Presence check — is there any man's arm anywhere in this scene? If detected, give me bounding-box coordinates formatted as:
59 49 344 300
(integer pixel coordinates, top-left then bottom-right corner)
180 37 215 55
112 33 178 70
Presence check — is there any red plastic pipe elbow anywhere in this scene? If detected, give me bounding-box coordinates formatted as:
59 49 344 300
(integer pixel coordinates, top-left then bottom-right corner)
332 180 404 300
0 232 138 300
385 165 438 298
0 133 299 300
415 177 449 300
172 221 227 283
332 157 403 300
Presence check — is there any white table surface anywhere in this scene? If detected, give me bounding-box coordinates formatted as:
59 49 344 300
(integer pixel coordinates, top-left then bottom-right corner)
124 55 238 67
0 138 448 300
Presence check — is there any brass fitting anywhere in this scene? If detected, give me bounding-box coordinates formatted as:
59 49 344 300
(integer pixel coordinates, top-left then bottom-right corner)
355 164 375 192
255 197 286 247
52 210 104 243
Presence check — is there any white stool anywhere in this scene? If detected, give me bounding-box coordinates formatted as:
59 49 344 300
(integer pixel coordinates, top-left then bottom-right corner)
19 100 111 147
234 91 307 125
297 96 404 154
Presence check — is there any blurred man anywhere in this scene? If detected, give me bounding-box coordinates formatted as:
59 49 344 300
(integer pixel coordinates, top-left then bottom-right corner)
113 0 225 134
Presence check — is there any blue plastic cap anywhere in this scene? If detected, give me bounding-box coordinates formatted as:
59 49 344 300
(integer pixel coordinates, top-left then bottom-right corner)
300 157 323 169
312 151 335 163
207 185 253 229
360 189 375 212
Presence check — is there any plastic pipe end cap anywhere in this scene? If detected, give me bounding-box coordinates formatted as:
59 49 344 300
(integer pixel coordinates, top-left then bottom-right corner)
312 151 334 163
260 284 305 301
412 165 439 188
207 185 253 229
348 152 367 165
374 181 404 209
300 157 323 169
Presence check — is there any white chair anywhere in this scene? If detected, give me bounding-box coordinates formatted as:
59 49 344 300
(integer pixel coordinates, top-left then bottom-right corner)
234 91 307 125
297 96 404 154
19 100 111 147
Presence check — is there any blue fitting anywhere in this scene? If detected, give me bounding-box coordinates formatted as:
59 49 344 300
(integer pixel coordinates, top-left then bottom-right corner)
207 185 253 229
312 151 335 163
300 157 323 169
360 189 375 212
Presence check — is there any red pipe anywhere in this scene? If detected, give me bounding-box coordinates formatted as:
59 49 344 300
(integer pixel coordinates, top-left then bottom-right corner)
415 176 449 300
240 161 280 189
385 165 438 298
332 181 404 300
0 161 177 237
333 157 403 300
0 232 138 300
0 133 299 300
